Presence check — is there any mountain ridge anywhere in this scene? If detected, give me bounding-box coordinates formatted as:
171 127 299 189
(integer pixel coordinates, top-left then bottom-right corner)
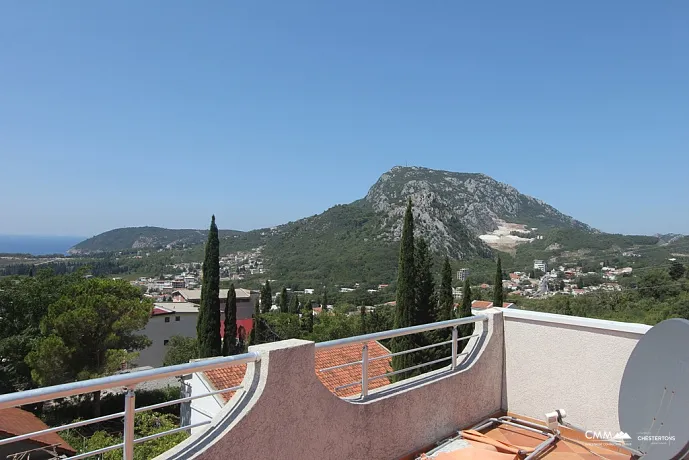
71 166 595 258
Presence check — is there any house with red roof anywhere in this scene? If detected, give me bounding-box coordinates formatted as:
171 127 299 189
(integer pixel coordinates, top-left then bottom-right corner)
137 287 258 368
0 408 75 459
471 300 516 310
183 341 393 433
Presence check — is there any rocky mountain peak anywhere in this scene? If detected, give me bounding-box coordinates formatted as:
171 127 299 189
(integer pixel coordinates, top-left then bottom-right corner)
364 167 589 255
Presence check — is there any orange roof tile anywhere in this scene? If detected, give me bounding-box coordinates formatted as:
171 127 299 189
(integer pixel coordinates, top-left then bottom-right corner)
0 408 75 455
203 340 392 401
315 340 393 397
471 300 493 309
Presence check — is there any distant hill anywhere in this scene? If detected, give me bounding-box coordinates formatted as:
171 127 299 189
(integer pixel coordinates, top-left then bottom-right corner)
69 166 672 284
69 227 245 254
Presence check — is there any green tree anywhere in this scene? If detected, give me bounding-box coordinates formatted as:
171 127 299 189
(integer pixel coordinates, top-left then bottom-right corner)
163 336 197 366
576 277 584 289
261 280 272 313
289 293 299 314
322 290 329 308
222 284 238 356
249 298 262 345
438 257 454 322
0 269 84 393
669 261 686 281
391 199 416 379
493 257 504 308
360 305 367 334
197 215 221 358
26 278 152 415
415 238 436 326
63 412 188 460
457 278 474 339
280 287 289 313
302 300 314 333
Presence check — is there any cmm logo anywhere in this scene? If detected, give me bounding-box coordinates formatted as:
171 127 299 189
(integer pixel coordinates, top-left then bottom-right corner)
585 431 631 444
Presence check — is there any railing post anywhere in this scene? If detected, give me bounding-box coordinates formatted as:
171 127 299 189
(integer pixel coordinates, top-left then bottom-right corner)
361 343 369 399
123 386 136 460
451 326 458 370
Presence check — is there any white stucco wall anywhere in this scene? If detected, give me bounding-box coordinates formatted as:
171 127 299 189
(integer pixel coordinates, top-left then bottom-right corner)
501 309 650 432
187 372 224 435
137 312 199 368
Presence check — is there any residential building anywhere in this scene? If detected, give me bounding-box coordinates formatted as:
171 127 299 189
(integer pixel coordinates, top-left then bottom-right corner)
534 260 547 272
457 268 469 281
136 302 200 368
171 288 257 323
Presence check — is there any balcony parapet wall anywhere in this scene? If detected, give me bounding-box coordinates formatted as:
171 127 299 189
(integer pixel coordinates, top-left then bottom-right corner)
160 310 505 460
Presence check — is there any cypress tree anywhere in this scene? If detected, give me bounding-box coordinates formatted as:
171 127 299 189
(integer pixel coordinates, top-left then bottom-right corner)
438 257 454 322
279 287 289 313
360 305 367 335
415 238 435 326
250 297 261 345
391 199 416 380
493 257 504 309
322 290 328 309
289 293 299 314
197 215 221 358
222 284 238 356
261 280 272 313
458 278 474 339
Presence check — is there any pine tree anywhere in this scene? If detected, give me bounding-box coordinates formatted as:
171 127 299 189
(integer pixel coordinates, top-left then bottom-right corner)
458 278 474 339
391 199 416 380
261 280 272 313
322 290 328 309
222 284 238 356
438 257 454 322
493 257 504 309
279 287 289 313
289 293 299 314
197 215 221 358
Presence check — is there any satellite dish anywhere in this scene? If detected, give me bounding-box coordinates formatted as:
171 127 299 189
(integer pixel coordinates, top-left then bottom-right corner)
618 318 689 460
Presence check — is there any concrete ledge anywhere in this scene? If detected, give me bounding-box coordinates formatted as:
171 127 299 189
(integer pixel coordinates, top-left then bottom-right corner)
500 307 651 335
159 311 505 460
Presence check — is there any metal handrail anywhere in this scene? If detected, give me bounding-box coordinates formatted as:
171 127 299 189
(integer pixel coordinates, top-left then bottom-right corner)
323 315 487 399
315 314 486 350
0 351 260 460
0 316 487 459
0 351 260 410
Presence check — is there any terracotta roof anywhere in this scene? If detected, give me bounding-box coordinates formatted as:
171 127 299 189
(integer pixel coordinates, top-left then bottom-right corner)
202 340 392 401
471 300 515 310
471 300 493 310
316 340 393 397
0 408 75 455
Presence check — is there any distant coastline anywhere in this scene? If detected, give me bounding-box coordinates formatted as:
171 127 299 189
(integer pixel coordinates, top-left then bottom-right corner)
0 235 85 256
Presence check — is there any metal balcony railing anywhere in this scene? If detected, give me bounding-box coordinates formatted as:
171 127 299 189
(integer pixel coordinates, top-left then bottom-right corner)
316 314 487 398
0 352 260 460
0 315 487 460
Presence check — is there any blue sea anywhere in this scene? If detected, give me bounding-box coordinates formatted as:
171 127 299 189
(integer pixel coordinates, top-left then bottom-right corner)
0 235 85 255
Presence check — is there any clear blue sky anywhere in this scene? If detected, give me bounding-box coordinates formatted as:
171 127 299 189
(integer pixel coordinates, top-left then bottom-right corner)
1 1 687 237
